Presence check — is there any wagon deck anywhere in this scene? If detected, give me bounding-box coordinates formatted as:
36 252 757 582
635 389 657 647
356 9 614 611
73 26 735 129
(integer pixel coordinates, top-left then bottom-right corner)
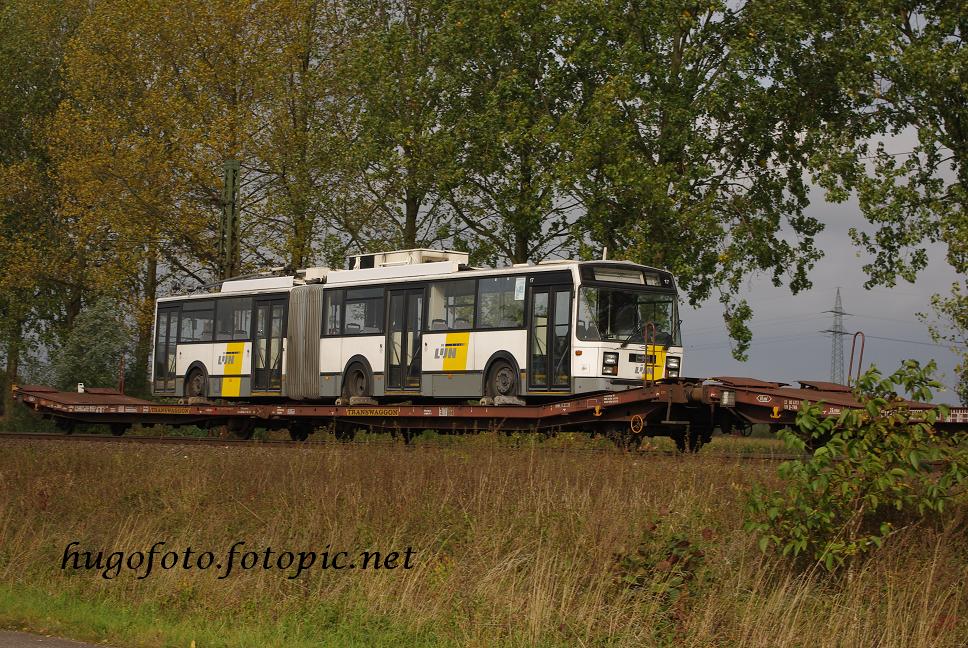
13 379 967 445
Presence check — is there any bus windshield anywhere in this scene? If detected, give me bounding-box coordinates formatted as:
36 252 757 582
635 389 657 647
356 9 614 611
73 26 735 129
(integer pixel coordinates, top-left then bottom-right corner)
577 286 680 346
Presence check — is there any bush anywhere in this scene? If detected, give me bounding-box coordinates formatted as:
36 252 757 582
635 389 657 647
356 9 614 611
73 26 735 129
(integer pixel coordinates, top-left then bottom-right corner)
746 360 968 572
53 298 132 391
612 510 711 601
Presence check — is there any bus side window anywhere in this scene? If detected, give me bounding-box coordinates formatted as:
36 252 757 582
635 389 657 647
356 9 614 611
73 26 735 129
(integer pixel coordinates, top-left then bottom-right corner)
216 297 252 341
428 280 476 330
477 276 524 328
343 288 383 335
180 301 214 342
323 290 344 336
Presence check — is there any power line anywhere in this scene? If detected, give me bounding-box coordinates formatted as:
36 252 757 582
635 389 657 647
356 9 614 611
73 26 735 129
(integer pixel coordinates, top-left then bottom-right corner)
853 313 924 326
686 331 822 351
682 314 827 335
862 334 962 348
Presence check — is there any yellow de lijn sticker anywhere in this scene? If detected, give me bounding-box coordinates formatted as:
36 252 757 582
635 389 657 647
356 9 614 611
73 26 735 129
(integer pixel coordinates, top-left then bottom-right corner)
442 332 470 372
638 345 667 380
220 342 245 397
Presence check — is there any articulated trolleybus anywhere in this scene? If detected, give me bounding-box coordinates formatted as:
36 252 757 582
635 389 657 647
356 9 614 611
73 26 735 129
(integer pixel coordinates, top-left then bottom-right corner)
151 250 684 403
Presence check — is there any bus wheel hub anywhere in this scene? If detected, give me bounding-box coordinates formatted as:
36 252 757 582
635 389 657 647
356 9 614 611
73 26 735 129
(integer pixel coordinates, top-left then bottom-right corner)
495 367 515 395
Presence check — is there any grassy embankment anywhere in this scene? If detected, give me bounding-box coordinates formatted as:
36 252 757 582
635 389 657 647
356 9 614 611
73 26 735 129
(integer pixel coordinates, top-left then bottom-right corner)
0 435 965 647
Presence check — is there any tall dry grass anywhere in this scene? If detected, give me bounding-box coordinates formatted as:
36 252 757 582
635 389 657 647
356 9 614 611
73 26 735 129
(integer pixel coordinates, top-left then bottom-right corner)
0 439 965 646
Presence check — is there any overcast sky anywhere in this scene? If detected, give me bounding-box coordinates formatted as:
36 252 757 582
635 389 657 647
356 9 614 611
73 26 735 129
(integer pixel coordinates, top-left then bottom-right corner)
679 186 962 404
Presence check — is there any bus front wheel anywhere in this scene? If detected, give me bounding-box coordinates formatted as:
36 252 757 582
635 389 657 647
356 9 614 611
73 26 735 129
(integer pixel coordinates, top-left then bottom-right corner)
486 360 518 398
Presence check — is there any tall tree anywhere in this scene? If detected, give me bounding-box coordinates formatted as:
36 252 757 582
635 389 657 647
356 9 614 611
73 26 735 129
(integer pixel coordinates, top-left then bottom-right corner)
555 0 851 358
50 0 345 392
50 0 261 394
250 0 348 271
441 0 576 265
336 0 455 253
0 0 89 410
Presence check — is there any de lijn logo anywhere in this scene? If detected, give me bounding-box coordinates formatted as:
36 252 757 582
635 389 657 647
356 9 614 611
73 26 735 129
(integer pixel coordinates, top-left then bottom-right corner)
218 351 241 365
433 342 464 359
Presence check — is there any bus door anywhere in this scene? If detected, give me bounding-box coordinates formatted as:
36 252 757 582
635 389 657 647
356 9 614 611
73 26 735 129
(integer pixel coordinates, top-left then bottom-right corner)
386 287 424 390
528 281 572 391
252 296 287 392
153 305 179 393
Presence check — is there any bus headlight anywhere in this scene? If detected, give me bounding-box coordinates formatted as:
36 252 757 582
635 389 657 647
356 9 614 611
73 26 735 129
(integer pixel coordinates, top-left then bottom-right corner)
666 356 680 370
602 352 618 375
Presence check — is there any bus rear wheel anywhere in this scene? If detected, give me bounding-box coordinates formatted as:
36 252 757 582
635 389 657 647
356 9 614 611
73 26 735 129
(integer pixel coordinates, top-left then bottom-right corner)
485 360 518 398
185 369 207 399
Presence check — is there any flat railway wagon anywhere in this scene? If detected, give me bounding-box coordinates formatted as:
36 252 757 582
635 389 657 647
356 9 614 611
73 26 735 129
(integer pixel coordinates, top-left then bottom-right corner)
13 377 968 450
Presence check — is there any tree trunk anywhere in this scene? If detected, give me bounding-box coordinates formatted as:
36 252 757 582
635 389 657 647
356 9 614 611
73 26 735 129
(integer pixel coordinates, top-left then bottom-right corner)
131 250 158 397
512 233 529 264
2 317 23 418
404 189 419 248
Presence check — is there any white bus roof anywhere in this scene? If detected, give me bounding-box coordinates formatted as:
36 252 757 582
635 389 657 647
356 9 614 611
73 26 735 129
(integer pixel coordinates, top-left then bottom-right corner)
157 256 675 303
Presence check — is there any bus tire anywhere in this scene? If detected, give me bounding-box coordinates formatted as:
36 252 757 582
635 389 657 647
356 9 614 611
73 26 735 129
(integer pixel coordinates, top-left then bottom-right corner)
185 368 207 399
485 360 518 398
342 363 371 398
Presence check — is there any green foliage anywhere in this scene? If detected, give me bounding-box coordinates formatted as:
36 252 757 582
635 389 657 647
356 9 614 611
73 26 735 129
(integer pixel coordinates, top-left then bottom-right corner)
0 398 58 433
807 1 967 385
555 0 837 358
0 0 89 402
53 298 132 391
746 360 968 572
921 283 968 406
337 0 456 251
441 0 574 264
810 1 966 286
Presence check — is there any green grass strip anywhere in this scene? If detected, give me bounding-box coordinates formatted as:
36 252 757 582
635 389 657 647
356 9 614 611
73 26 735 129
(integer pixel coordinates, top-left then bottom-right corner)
0 583 452 648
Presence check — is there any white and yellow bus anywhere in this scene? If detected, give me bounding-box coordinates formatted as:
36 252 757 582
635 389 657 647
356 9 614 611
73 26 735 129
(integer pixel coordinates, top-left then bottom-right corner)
151 249 683 402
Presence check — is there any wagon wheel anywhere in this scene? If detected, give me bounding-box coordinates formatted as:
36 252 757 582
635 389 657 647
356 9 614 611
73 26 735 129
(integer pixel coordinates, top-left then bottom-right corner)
227 418 255 440
673 431 687 453
605 425 640 452
288 422 312 442
333 422 357 442
109 423 128 437
55 418 76 435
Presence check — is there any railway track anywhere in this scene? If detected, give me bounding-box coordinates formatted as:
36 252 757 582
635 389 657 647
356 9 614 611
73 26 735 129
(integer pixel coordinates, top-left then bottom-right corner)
0 431 801 461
